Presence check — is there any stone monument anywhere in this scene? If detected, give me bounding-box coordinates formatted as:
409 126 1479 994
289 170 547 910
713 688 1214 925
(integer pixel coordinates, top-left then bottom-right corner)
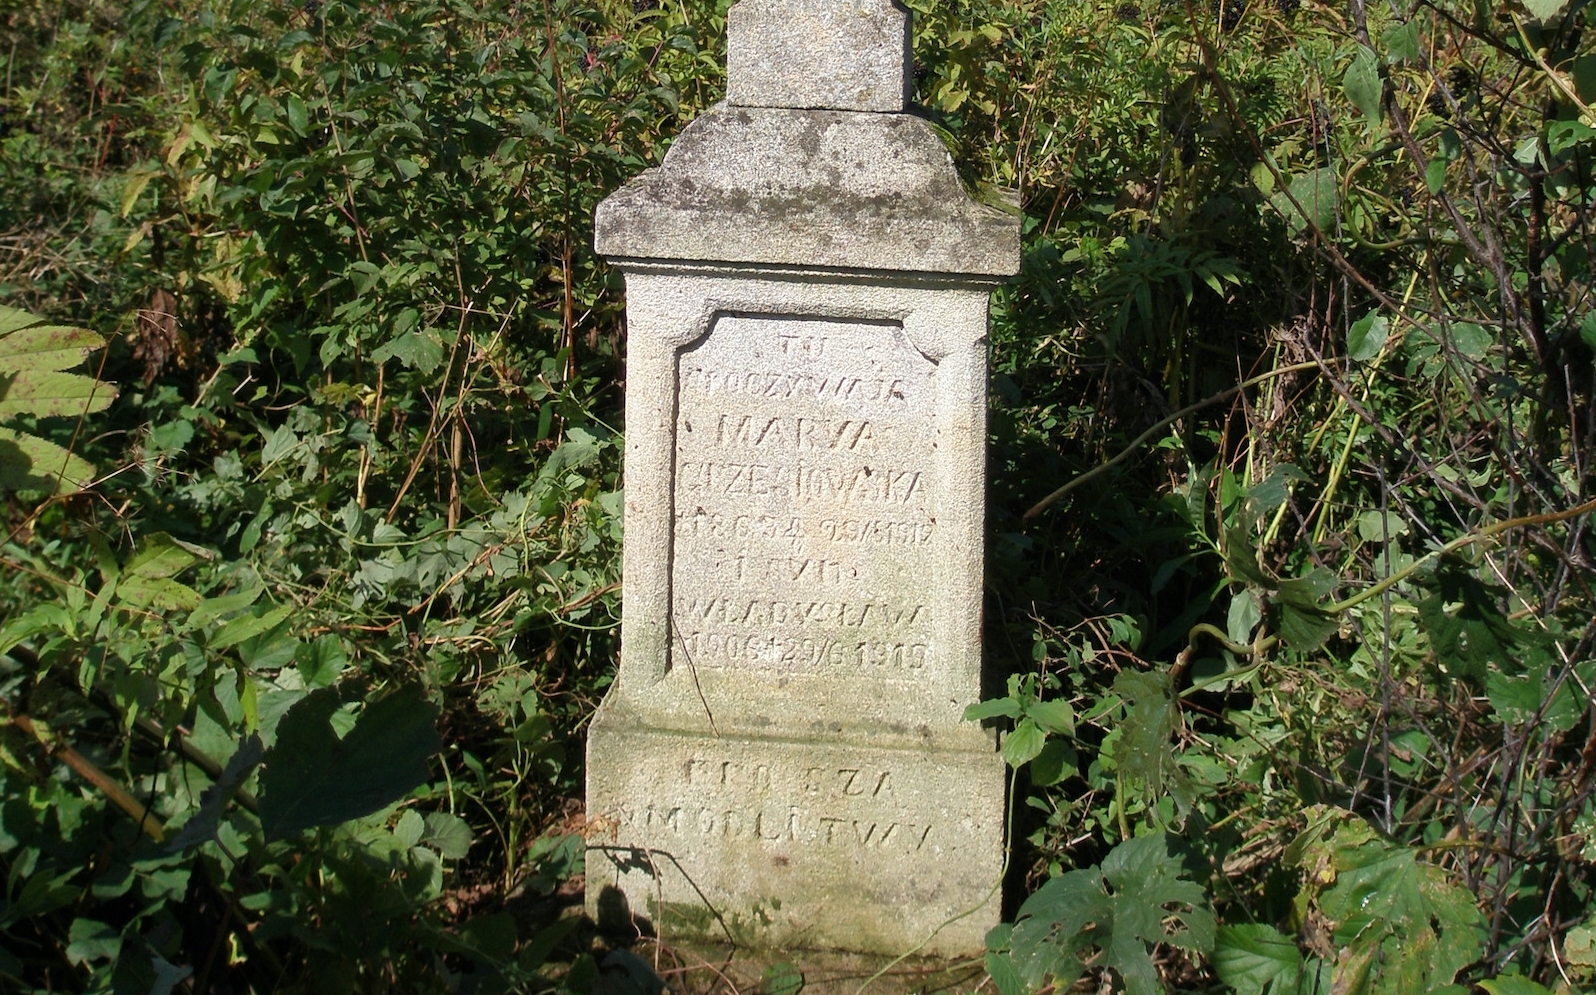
585 0 1020 956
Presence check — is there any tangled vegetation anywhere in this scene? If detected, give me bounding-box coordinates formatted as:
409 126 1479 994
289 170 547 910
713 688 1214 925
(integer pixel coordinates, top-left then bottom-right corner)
1 0 1594 992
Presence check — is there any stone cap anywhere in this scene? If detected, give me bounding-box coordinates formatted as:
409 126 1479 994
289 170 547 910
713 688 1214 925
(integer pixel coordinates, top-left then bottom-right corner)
727 0 910 112
595 104 1021 279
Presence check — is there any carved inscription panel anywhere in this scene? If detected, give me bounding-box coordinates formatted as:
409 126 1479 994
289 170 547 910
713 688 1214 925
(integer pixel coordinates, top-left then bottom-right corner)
587 728 1005 953
609 754 936 857
671 316 937 677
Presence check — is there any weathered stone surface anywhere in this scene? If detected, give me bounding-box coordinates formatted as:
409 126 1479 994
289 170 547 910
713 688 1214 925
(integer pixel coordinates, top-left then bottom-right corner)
586 0 1019 957
587 269 1005 954
727 0 910 112
594 105 1020 277
587 723 1003 955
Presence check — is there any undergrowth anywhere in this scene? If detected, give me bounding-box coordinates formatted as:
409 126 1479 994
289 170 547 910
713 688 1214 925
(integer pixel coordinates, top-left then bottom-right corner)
0 0 1593 992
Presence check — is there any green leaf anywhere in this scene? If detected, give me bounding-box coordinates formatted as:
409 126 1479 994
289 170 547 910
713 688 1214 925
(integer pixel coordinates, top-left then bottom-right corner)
1344 46 1383 120
1029 740 1077 786
66 917 121 964
1214 924 1303 995
1451 323 1491 359
1381 22 1421 64
209 603 294 652
1415 565 1536 681
1110 670 1179 793
761 961 804 995
1270 167 1338 235
1296 812 1486 993
1002 717 1047 768
1478 978 1555 995
165 734 265 852
985 948 1026 995
284 93 309 136
1347 311 1389 362
370 323 444 374
0 425 96 492
1425 158 1447 193
1025 699 1075 736
1227 590 1262 644
258 685 442 840
0 310 106 372
1521 0 1569 20
421 812 473 859
124 532 212 580
1009 835 1214 995
0 369 114 419
117 533 211 610
965 697 1023 721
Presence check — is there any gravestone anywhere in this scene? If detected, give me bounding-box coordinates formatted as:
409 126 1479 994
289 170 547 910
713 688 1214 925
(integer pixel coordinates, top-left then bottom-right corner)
585 0 1020 956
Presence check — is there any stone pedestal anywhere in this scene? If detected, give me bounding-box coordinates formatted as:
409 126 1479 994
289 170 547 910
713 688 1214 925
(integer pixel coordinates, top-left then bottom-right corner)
585 0 1019 956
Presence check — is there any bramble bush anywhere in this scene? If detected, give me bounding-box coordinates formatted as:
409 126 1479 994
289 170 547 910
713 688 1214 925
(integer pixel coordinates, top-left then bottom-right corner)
1 0 1594 992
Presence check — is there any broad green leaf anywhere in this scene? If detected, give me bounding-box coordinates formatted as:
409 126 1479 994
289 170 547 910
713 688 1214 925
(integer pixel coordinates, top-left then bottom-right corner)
124 532 213 579
0 311 106 372
0 369 114 419
1110 670 1180 793
1025 698 1075 735
1486 670 1542 726
1214 924 1303 995
1381 21 1421 64
1297 813 1486 993
1521 0 1569 20
66 917 120 964
985 949 1026 995
965 697 1023 721
1425 158 1447 193
1415 565 1540 681
1347 312 1389 362
371 324 444 374
1478 978 1555 995
284 93 309 136
1227 589 1262 644
1029 740 1078 786
119 170 156 218
1270 167 1338 235
0 425 96 492
421 812 473 859
1002 717 1047 768
1344 46 1382 120
1513 135 1541 167
1564 919 1596 968
117 575 203 611
258 685 442 840
210 603 294 652
165 734 266 852
761 961 804 995
1451 323 1491 359
187 585 266 628
1009 835 1213 995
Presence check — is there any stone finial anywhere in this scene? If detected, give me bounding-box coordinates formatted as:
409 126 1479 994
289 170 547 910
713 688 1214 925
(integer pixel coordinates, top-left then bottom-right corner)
726 0 911 112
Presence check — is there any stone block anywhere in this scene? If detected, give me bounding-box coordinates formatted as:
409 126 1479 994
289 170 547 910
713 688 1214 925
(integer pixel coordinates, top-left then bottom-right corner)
727 0 910 112
587 0 1019 957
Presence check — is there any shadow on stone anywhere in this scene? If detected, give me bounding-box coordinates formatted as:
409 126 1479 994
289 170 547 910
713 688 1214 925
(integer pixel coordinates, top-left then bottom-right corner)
594 881 656 942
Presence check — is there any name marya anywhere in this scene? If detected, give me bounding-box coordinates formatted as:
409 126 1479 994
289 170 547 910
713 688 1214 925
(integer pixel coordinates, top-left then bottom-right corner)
697 414 884 452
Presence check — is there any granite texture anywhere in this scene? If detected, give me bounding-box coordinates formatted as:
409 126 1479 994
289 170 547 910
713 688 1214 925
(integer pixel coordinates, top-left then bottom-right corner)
587 1 1020 955
727 0 910 112
587 721 1003 956
593 105 1020 277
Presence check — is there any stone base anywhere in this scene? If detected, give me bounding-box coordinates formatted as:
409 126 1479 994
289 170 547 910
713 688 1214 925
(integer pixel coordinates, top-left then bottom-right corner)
585 704 1005 957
